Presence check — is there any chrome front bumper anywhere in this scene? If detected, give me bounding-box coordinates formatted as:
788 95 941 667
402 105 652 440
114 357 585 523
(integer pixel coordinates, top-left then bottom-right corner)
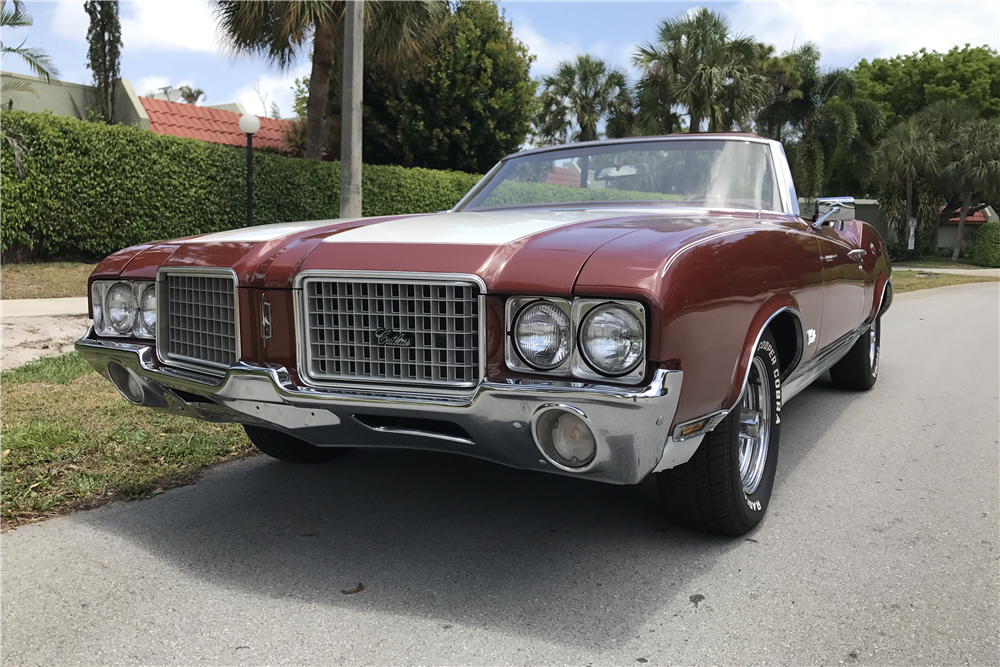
75 330 698 485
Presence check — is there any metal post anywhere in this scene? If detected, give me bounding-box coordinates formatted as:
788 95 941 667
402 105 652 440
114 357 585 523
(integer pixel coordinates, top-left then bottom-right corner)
340 0 364 218
246 133 253 227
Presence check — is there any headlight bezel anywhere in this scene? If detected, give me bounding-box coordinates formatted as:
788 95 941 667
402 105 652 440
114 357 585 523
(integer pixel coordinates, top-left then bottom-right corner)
504 296 647 384
91 279 156 339
505 297 573 375
574 301 646 380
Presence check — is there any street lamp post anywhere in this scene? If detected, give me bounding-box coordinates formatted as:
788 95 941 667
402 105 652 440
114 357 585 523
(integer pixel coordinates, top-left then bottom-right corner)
239 114 260 227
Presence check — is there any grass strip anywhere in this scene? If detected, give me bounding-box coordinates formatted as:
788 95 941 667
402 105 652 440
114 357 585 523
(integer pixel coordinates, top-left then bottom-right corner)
892 257 983 269
1 351 95 385
0 262 97 300
0 354 255 528
892 273 999 294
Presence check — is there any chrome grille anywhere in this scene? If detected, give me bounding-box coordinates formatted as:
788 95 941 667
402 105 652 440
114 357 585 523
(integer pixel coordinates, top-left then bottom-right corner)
162 272 238 371
301 275 482 388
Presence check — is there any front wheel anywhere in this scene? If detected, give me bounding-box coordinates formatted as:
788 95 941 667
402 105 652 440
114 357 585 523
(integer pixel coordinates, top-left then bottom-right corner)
657 330 781 536
244 425 353 464
830 316 880 391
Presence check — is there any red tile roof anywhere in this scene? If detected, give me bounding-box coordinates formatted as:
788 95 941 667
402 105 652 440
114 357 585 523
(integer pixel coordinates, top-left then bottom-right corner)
941 206 988 224
544 166 580 187
140 98 293 152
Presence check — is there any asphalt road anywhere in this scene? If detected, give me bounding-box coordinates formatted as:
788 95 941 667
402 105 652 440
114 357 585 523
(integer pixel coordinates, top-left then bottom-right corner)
3 283 998 666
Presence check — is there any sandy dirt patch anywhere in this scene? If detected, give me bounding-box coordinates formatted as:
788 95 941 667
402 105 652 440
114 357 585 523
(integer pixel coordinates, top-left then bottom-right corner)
1 316 90 370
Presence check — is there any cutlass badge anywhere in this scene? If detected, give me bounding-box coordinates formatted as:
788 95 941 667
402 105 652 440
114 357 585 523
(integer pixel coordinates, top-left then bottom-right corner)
260 298 272 347
375 327 413 347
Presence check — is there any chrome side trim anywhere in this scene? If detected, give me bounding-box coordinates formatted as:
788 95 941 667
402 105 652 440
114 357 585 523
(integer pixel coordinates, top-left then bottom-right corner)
155 266 241 376
781 325 866 404
292 270 487 395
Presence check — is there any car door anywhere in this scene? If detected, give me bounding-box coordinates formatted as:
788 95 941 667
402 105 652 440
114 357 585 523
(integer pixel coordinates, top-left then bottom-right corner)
814 220 866 349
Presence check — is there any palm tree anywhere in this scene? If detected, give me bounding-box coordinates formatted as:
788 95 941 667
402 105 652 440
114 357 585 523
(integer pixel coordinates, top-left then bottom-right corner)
213 0 445 160
633 8 764 133
533 54 632 187
1 0 59 96
873 119 939 240
178 85 205 105
757 44 885 200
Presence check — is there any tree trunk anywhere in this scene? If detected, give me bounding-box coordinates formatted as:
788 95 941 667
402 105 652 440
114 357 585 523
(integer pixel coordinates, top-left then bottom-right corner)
951 191 972 262
689 112 701 133
339 0 364 218
904 175 912 254
306 20 336 161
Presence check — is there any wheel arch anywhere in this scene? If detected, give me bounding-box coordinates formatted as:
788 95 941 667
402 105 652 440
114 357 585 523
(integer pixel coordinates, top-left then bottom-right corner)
725 298 806 413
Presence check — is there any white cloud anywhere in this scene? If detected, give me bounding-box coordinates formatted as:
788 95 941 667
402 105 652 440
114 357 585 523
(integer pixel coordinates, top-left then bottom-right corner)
50 0 222 54
232 67 308 118
119 0 221 54
512 18 581 76
512 16 636 78
50 1 87 42
725 1 1000 65
134 75 171 97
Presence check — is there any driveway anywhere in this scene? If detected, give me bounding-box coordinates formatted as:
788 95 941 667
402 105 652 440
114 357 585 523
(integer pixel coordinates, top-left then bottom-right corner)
2 282 998 665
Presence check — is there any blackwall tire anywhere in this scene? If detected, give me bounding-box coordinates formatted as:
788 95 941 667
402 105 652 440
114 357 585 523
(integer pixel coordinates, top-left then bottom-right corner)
243 425 353 464
657 330 781 536
830 316 880 391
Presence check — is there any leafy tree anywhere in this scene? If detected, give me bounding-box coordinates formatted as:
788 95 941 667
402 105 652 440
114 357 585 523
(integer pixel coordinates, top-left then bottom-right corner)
213 0 445 160
633 8 765 133
179 85 205 104
1 0 59 96
914 102 1000 260
854 46 1000 121
84 0 122 124
308 0 536 174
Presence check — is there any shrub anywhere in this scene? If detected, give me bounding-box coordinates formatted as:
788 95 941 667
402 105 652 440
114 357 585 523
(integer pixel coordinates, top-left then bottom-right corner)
973 221 1000 267
0 111 482 258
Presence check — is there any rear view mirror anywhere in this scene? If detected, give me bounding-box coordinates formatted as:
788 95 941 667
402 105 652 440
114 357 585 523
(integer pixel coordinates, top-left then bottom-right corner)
594 164 649 180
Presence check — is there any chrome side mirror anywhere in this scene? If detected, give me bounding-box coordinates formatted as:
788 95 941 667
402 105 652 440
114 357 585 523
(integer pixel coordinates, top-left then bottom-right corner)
812 196 855 229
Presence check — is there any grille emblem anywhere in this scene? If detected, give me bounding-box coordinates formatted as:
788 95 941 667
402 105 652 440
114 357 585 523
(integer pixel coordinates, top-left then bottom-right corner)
375 327 413 347
260 298 272 347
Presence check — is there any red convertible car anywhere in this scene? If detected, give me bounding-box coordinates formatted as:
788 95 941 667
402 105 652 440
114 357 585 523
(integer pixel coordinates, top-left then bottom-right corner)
77 134 892 535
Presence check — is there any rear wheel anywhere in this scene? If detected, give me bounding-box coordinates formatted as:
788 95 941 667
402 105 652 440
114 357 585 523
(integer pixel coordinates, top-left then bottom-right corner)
243 425 353 464
830 316 880 391
657 330 781 536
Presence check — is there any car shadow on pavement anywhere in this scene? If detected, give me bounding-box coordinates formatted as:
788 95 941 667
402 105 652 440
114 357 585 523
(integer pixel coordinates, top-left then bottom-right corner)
77 378 845 648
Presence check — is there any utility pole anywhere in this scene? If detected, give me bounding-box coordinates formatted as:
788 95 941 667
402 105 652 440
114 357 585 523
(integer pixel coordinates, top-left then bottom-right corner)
339 0 364 219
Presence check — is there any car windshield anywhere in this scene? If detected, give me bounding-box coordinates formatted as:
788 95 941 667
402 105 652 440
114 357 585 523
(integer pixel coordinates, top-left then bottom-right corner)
459 139 782 213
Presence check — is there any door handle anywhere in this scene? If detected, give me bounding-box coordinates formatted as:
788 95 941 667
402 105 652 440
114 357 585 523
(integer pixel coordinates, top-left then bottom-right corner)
847 249 867 261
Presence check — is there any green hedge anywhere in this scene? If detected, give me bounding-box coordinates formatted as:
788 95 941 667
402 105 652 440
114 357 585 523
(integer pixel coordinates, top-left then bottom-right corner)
480 181 681 208
973 221 1000 268
0 111 482 258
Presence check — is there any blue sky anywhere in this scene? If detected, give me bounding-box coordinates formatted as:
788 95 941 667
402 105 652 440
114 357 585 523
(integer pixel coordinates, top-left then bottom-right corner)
3 1 998 119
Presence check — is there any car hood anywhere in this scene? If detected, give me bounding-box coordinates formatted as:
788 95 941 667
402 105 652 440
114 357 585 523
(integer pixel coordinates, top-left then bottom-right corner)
103 208 773 294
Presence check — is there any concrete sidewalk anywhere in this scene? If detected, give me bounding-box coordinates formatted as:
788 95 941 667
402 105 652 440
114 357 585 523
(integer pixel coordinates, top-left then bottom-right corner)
0 297 89 317
893 266 1000 277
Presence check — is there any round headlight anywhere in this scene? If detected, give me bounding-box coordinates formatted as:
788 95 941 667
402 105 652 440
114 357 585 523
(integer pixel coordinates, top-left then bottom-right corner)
513 301 571 370
139 284 156 334
579 304 644 376
106 283 137 334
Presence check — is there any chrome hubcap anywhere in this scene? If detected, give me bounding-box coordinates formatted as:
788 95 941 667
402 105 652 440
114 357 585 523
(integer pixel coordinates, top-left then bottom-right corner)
738 357 771 495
